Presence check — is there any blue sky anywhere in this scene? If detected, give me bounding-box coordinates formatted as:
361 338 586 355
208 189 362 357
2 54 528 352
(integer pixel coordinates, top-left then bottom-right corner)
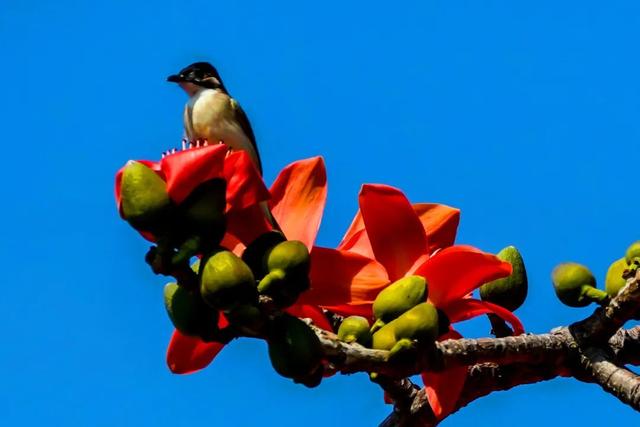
2 1 639 425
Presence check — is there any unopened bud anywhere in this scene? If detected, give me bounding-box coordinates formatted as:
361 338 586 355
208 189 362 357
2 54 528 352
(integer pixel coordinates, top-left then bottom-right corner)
552 263 607 307
605 258 628 297
200 250 257 311
120 161 172 232
625 241 640 265
480 246 528 311
164 282 219 339
337 316 372 347
372 276 427 328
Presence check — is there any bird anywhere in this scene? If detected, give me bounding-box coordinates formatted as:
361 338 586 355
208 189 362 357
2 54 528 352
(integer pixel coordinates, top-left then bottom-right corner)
167 62 262 174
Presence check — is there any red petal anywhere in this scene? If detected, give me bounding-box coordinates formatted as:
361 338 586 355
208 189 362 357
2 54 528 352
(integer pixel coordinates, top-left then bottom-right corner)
286 304 333 332
160 144 228 204
443 298 525 335
220 233 246 256
223 150 271 211
422 330 467 420
414 245 512 308
166 315 230 374
412 203 460 254
383 391 394 405
269 157 328 248
300 247 389 317
338 202 460 259
337 210 372 255
166 331 225 374
225 204 273 247
338 227 375 259
359 185 428 280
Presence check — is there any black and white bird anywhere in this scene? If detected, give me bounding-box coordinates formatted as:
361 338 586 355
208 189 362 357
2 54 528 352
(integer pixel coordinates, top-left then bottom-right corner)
167 62 262 174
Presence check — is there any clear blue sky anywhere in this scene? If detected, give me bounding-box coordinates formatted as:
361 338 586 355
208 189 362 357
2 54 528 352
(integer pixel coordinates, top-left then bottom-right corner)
2 1 639 425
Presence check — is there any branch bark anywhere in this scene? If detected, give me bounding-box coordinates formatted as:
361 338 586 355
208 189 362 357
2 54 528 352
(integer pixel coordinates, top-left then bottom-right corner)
243 272 640 425
312 270 640 426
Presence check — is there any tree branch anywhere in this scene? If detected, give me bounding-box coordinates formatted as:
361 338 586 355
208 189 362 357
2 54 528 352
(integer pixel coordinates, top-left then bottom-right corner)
243 272 640 425
373 270 640 425
578 347 640 409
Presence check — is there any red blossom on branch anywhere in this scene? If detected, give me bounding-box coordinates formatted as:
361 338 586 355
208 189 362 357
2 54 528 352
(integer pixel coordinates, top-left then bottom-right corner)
166 156 332 374
299 184 524 419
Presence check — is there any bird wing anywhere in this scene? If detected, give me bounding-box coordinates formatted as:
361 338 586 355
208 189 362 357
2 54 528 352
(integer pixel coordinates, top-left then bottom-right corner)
231 98 262 173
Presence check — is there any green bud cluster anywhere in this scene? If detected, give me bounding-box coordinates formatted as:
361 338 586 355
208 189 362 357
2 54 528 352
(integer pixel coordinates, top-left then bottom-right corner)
335 275 441 359
120 161 228 272
121 162 324 383
480 246 528 312
551 241 640 308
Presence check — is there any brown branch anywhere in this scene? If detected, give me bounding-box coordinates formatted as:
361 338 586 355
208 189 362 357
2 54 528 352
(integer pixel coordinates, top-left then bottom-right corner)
379 361 565 427
374 271 640 426
578 347 640 409
377 326 640 427
369 375 422 412
314 325 571 377
223 272 640 425
609 326 640 366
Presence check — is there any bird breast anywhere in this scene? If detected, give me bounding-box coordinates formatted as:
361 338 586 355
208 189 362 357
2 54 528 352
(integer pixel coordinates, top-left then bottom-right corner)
185 89 238 142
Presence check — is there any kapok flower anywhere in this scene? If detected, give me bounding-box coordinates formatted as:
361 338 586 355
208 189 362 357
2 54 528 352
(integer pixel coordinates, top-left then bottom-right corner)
299 184 524 419
166 156 333 374
114 143 271 243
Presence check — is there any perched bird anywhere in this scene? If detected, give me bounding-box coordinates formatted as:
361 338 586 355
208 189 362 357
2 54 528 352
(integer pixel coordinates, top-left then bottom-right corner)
167 62 262 174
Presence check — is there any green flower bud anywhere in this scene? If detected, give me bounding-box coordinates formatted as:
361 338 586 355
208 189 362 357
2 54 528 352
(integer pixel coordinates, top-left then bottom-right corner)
552 263 608 307
371 276 427 332
242 231 286 279
258 240 311 307
120 161 172 232
225 304 264 333
605 257 628 297
337 316 372 347
372 302 439 351
479 246 528 311
370 321 397 351
200 250 257 311
266 240 311 278
180 179 227 248
268 315 323 382
164 282 219 339
625 241 640 265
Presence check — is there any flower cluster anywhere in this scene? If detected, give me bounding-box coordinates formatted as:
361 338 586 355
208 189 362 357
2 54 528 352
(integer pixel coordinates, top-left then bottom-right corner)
115 145 527 419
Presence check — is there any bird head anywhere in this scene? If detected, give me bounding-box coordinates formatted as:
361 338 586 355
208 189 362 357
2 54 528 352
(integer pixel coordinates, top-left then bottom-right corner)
167 62 227 95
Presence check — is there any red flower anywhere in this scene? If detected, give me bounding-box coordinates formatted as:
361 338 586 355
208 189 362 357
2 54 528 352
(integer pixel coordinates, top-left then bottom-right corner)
114 144 271 242
300 184 524 419
166 156 333 374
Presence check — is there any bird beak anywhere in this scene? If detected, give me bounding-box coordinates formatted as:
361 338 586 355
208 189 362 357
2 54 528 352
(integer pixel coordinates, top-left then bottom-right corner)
167 74 182 83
